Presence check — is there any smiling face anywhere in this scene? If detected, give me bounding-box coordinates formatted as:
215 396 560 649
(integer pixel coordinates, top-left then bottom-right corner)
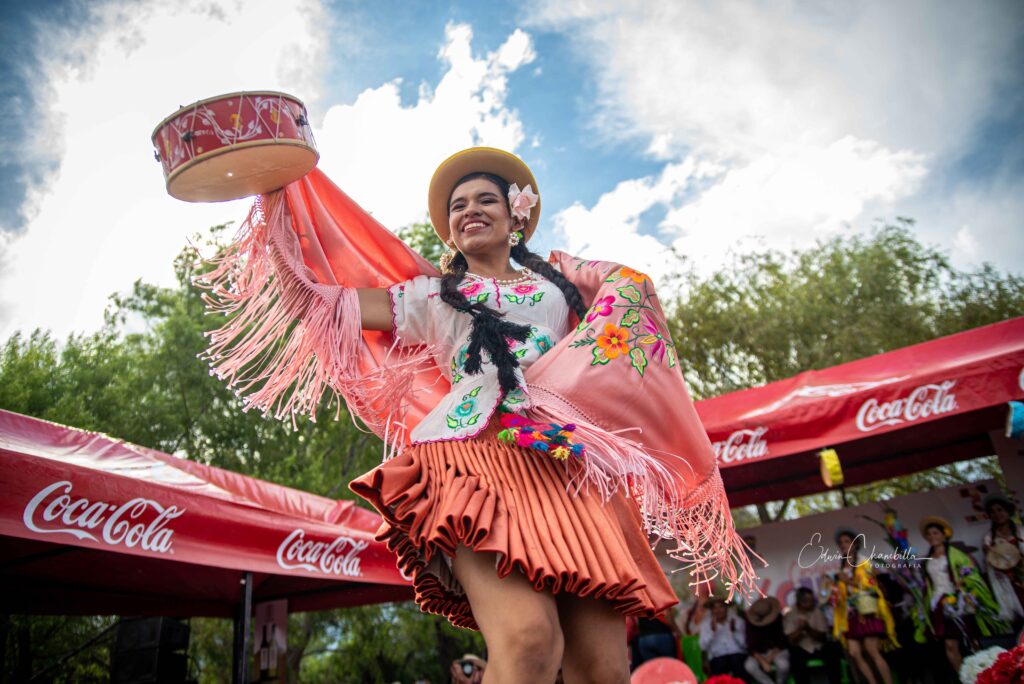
988 502 1011 525
924 524 947 548
447 176 523 258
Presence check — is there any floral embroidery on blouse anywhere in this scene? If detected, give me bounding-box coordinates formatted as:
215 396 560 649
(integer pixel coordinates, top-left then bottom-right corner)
503 282 545 306
500 386 528 411
447 385 483 429
387 271 569 444
570 268 678 377
459 280 490 304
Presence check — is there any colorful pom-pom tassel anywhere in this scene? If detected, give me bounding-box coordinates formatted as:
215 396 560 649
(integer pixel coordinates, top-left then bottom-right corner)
496 410 586 461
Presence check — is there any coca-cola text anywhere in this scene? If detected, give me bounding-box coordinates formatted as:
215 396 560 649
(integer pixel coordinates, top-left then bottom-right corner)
711 427 769 464
855 380 958 432
276 528 368 577
23 480 184 554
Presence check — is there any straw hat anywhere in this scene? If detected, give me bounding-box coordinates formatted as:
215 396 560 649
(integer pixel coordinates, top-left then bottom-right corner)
746 597 781 627
983 493 1017 515
918 515 953 539
428 147 541 245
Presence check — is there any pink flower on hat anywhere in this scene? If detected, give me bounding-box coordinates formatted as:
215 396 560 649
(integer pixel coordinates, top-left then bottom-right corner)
508 183 538 222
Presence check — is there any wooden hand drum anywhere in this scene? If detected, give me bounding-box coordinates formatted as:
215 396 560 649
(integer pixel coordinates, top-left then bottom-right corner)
152 91 318 202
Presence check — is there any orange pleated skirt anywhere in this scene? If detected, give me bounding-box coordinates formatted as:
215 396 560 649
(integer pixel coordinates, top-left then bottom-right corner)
349 427 679 630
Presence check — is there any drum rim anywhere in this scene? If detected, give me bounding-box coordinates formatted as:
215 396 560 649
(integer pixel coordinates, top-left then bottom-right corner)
164 138 319 188
986 541 1022 569
150 90 308 141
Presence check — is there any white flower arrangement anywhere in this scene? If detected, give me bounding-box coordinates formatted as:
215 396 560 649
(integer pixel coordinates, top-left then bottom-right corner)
959 646 1007 684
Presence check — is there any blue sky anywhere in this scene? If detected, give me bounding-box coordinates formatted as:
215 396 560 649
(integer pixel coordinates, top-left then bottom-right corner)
1 0 1022 340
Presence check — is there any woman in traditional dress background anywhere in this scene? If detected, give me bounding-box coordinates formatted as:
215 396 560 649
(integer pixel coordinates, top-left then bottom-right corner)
920 515 1007 674
830 528 896 684
196 147 759 683
981 493 1024 628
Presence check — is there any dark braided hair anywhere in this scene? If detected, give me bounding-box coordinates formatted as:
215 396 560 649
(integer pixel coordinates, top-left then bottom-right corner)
510 241 587 321
440 172 589 395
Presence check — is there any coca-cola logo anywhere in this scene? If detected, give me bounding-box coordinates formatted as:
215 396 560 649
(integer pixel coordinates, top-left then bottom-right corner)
712 427 769 464
855 380 958 432
23 480 184 554
276 529 368 577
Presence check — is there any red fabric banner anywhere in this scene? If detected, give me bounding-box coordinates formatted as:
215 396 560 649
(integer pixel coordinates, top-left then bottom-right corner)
695 317 1024 470
0 410 410 594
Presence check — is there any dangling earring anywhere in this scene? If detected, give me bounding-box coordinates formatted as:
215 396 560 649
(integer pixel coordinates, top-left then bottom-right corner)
508 230 523 247
440 238 459 273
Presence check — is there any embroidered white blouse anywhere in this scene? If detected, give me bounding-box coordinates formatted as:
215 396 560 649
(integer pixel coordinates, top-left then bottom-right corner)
387 268 570 444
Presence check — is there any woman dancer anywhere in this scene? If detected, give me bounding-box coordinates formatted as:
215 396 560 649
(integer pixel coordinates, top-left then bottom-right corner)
197 147 758 683
981 493 1024 627
831 528 896 684
920 516 1006 673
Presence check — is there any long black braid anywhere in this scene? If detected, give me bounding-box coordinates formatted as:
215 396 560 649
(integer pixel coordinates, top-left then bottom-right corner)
440 172 589 395
439 251 531 394
510 242 587 321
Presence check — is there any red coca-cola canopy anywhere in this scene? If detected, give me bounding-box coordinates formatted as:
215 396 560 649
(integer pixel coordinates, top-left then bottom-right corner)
696 317 1024 506
0 409 412 616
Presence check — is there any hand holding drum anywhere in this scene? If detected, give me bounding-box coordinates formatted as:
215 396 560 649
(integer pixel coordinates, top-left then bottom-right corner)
152 91 318 202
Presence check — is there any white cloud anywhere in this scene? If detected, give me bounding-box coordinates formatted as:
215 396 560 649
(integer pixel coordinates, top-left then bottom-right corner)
555 158 713 281
0 9 535 340
664 137 927 266
953 226 979 258
0 0 331 341
531 0 1022 273
313 24 534 230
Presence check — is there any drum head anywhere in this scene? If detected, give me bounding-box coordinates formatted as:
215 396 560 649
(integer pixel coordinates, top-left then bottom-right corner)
987 541 1022 571
166 141 317 202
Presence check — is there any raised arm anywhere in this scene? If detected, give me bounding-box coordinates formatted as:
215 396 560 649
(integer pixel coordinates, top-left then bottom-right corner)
357 288 394 331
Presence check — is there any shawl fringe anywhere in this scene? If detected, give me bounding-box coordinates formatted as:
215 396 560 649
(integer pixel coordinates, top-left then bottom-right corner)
192 191 432 446
527 393 763 599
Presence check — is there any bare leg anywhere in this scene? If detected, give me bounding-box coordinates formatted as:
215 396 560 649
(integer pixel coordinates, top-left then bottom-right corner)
862 637 892 684
451 545 563 684
846 639 878 684
555 592 629 684
944 638 962 674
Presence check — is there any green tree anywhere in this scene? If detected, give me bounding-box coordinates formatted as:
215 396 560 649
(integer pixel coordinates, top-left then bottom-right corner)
667 219 1024 521
397 219 447 266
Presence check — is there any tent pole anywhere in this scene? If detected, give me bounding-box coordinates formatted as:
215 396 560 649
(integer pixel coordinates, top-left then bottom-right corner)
233 571 253 684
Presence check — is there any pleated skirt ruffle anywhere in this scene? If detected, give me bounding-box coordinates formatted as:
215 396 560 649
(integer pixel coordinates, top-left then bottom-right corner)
349 430 679 630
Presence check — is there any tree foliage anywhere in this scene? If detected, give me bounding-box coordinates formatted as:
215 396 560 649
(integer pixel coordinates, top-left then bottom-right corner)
666 219 1023 521
668 219 1024 400
397 219 446 267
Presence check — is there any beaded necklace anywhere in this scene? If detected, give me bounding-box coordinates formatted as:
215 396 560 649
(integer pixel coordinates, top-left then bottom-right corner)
464 268 535 285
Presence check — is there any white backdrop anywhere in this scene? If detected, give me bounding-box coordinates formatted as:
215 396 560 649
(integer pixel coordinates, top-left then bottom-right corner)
736 479 1003 605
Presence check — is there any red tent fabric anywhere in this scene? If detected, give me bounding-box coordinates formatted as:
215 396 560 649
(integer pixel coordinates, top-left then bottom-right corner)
696 317 1024 506
0 409 412 616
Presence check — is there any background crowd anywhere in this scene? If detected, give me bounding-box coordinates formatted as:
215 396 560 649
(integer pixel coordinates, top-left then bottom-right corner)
625 492 1023 684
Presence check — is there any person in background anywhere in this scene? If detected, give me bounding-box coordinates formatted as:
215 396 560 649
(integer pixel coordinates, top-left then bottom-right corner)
699 597 748 679
920 516 1007 674
784 587 843 684
680 582 712 635
744 597 790 684
831 527 896 684
449 654 486 684
629 609 683 670
981 493 1024 629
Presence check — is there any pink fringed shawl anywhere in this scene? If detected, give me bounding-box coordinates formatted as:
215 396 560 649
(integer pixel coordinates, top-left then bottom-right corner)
195 169 761 596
